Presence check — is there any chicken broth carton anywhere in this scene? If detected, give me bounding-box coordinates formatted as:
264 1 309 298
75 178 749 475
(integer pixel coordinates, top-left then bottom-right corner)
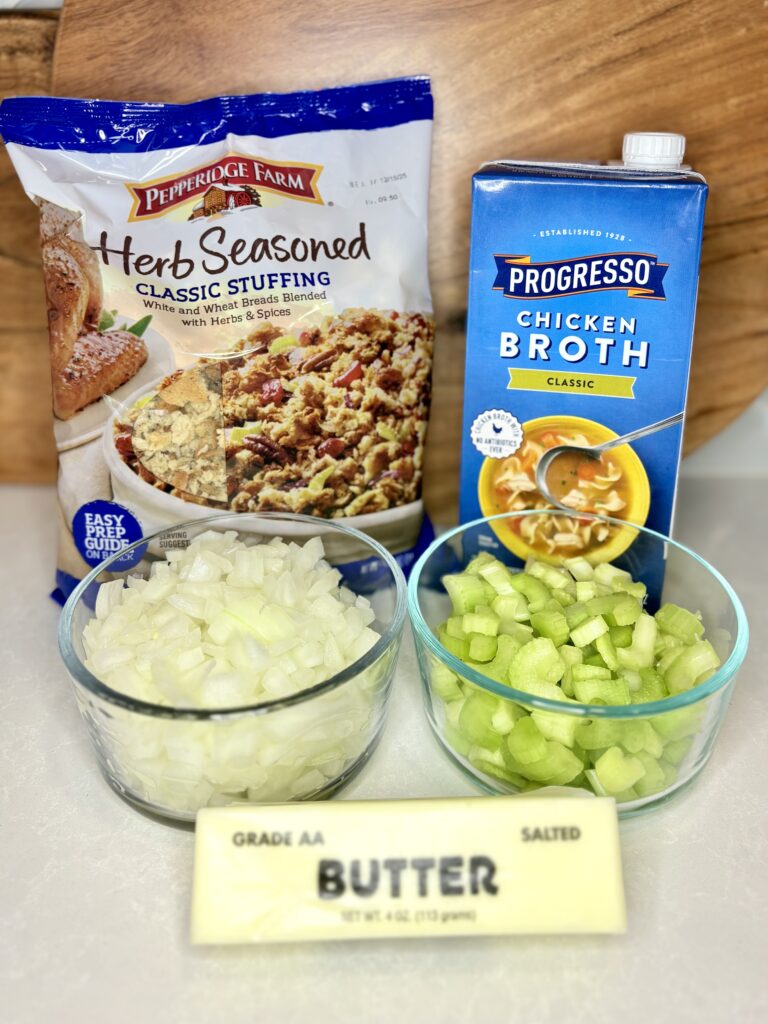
460 134 707 598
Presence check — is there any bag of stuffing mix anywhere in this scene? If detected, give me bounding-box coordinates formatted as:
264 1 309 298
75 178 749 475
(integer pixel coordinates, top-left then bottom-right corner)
0 78 434 600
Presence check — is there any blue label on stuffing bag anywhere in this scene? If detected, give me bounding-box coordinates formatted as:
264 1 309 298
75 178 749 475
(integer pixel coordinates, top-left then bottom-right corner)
72 500 146 570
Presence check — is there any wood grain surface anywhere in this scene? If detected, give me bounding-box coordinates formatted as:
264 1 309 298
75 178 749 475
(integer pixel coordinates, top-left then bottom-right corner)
2 0 767 518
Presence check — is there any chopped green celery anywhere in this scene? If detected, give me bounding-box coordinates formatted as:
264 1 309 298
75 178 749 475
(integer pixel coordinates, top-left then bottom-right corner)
458 693 504 750
613 787 639 802
609 625 633 648
477 559 517 595
577 718 633 751
656 645 686 677
462 605 500 637
594 746 646 794
561 667 575 698
622 669 642 692
570 614 609 648
660 761 679 787
576 581 599 602
491 700 525 735
564 556 594 582
664 640 720 694
508 637 566 685
503 737 583 784
506 716 548 763
616 612 657 670
509 573 551 613
430 660 463 701
572 664 612 681
639 721 664 758
663 737 693 766
573 676 631 705
510 678 567 702
631 667 667 704
655 603 705 643
488 634 523 673
468 634 497 662
470 755 527 788
651 705 703 741
595 632 619 671
437 628 470 660
610 596 643 627
530 609 569 646
585 768 607 796
528 560 571 590
444 720 472 757
531 709 583 748
655 631 685 656
491 592 530 622
497 620 535 644
551 588 576 608
594 563 632 588
465 553 497 575
559 645 583 667
444 616 466 640
633 753 667 797
584 653 609 668
611 577 647 600
442 573 487 614
564 602 590 630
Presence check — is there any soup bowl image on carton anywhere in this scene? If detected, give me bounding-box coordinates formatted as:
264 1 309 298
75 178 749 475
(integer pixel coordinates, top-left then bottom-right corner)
478 414 651 564
460 133 707 599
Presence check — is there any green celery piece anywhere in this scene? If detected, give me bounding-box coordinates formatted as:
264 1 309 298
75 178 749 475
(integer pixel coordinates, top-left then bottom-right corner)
491 700 525 735
633 753 667 797
585 768 607 796
576 581 599 602
640 721 664 759
616 612 657 669
506 716 548 764
621 669 642 692
491 592 530 622
609 596 642 627
528 560 571 590
577 719 627 751
572 664 612 681
656 645 686 677
498 620 535 644
564 602 590 630
573 677 631 705
655 603 705 643
561 666 575 698
486 634 523 679
609 625 633 648
663 737 693 766
551 588 576 608
444 721 472 757
459 693 504 751
631 667 667 704
465 553 497 575
559 644 583 667
430 660 463 701
477 559 517 595
564 556 594 582
530 609 569 646
462 605 500 637
509 573 551 613
570 614 609 648
508 636 566 685
664 640 720 694
594 746 646 794
442 573 487 615
611 577 647 600
660 760 679 787
596 632 620 671
510 678 567 701
613 787 639 803
444 615 466 640
531 709 584 749
469 751 527 789
594 563 632 588
651 705 703 741
583 653 609 668
468 633 498 663
655 631 685 657
437 627 470 661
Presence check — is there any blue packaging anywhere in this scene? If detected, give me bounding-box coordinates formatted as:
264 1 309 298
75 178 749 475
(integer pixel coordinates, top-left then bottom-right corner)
460 158 707 599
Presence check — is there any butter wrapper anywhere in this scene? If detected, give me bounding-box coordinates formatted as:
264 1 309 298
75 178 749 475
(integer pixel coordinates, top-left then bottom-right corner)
191 796 625 943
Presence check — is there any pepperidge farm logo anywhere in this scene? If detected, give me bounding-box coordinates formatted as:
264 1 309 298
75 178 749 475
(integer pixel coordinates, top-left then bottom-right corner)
126 154 324 221
492 252 668 300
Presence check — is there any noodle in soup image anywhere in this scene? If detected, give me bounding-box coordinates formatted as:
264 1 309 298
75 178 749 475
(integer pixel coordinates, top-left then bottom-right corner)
478 415 650 564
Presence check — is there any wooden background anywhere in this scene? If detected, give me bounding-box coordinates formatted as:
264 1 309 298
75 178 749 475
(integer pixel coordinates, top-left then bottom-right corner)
1 0 766 519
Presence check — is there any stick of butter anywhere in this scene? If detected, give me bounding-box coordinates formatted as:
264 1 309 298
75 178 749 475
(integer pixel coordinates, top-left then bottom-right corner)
191 796 625 943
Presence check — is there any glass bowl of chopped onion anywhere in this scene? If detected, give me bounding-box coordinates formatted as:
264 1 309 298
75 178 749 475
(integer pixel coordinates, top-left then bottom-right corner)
59 513 406 822
409 510 748 815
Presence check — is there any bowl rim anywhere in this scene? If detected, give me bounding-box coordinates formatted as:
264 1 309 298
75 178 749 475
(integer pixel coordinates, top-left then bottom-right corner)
59 511 407 720
407 509 749 719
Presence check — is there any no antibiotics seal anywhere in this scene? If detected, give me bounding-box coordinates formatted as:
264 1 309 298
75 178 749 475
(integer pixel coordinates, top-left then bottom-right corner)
470 410 523 459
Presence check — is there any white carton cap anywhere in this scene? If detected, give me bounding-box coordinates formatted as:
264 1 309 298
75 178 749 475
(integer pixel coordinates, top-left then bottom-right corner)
622 132 686 169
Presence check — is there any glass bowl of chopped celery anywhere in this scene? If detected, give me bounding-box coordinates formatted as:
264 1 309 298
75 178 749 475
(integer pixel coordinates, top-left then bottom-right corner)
408 511 748 815
59 513 406 822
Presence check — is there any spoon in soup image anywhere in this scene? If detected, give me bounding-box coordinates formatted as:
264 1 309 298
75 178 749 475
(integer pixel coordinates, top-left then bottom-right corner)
534 411 685 511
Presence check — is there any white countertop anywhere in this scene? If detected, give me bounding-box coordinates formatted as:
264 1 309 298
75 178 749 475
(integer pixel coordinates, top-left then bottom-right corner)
3 401 767 1024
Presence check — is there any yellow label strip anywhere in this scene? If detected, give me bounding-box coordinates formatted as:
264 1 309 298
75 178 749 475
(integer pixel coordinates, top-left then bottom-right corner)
508 368 636 398
191 796 626 944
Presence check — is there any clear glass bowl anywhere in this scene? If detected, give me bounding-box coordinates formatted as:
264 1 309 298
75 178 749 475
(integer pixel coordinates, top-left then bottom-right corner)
408 510 748 815
59 512 406 822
